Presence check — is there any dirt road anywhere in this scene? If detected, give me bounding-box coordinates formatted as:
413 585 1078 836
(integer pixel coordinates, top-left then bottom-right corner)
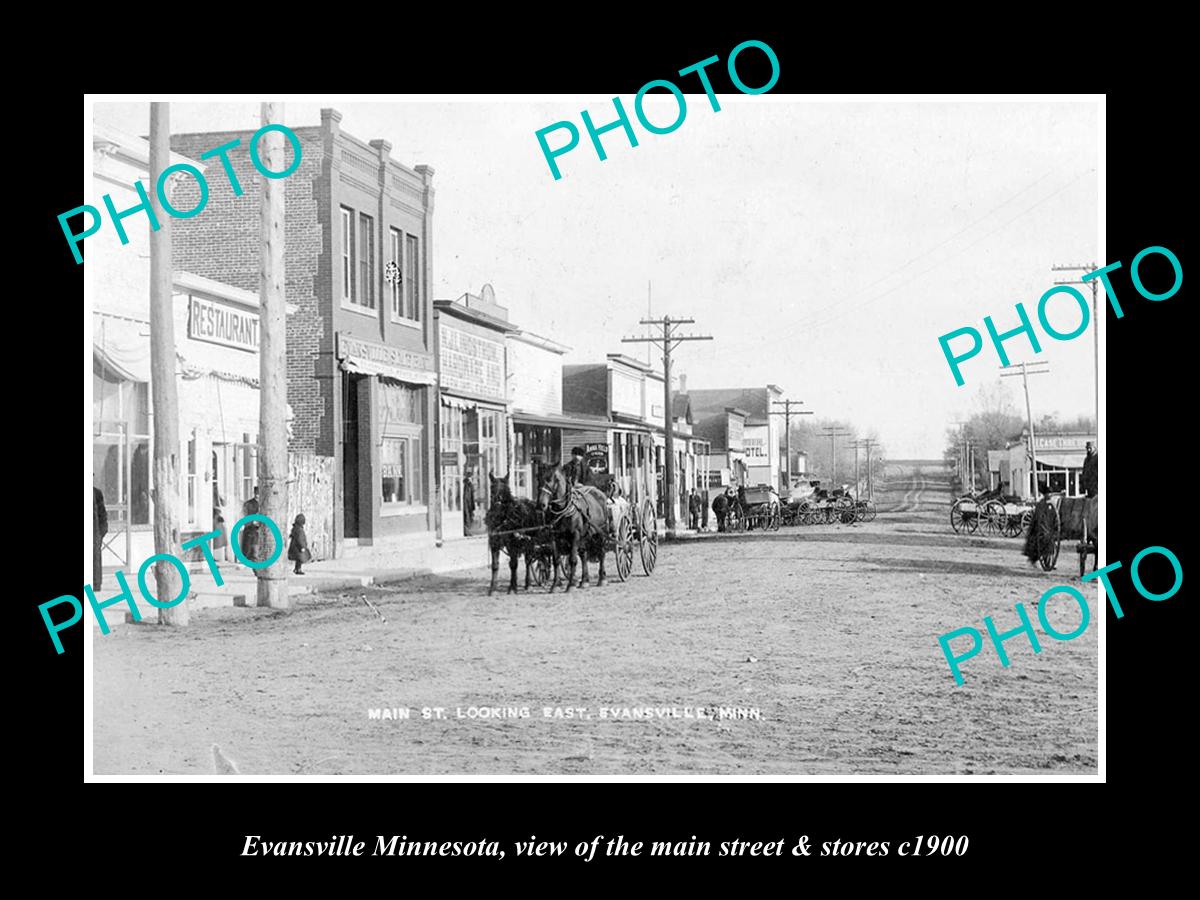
93 462 1096 775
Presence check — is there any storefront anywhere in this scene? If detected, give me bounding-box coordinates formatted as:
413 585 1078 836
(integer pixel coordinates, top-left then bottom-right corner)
1005 430 1097 499
335 332 437 543
435 288 515 538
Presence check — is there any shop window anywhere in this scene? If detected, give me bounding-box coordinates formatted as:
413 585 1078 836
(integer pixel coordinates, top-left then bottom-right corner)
92 359 151 527
381 437 408 505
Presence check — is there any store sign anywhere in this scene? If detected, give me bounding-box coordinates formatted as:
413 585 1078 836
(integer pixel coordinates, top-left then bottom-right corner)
727 415 744 450
188 296 259 352
1034 435 1092 451
337 333 435 383
585 442 609 474
440 325 504 399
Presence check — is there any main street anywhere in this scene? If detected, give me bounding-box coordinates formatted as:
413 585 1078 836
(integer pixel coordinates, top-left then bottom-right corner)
93 462 1096 776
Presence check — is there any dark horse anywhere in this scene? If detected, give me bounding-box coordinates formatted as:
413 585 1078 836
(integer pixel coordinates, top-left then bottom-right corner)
537 465 609 592
485 472 542 595
1023 492 1098 575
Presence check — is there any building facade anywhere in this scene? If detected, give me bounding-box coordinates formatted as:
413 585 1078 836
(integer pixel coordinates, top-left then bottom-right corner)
434 286 515 537
170 109 437 556
91 125 317 571
687 386 786 490
1000 430 1098 499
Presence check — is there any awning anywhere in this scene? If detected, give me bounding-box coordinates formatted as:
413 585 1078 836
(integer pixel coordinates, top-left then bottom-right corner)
93 315 151 382
340 354 437 385
1036 452 1085 469
511 411 625 431
442 395 478 411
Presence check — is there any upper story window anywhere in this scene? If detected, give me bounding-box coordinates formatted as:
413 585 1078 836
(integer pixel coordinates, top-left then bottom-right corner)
357 213 375 309
340 208 352 302
389 228 403 320
404 234 420 321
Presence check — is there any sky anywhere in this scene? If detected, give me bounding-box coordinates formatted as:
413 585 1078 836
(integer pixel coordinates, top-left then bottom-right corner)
93 98 1100 458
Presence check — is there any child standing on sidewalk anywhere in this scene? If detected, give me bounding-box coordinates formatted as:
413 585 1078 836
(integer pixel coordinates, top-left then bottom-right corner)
288 514 311 575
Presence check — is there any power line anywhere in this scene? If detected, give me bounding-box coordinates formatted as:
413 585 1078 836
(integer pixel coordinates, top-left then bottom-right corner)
621 314 713 535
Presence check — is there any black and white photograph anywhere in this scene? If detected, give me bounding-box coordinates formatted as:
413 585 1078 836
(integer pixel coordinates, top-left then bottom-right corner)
82 92 1106 778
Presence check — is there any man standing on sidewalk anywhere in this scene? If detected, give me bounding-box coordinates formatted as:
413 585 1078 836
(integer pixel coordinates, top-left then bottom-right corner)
93 485 108 588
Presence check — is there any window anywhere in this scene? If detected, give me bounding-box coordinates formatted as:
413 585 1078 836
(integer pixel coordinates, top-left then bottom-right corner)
340 208 352 302
186 431 197 526
358 213 375 308
405 234 420 320
381 438 408 505
441 404 463 512
476 410 504 512
93 359 151 527
389 228 403 319
241 432 258 505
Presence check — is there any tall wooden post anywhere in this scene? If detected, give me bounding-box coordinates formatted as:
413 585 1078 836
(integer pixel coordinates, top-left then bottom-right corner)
149 103 187 626
257 102 289 609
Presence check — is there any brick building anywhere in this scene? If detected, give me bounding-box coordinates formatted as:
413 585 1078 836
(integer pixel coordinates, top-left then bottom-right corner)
169 109 437 557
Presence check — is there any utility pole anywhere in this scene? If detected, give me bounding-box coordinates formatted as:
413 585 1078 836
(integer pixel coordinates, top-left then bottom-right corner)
622 315 712 535
257 102 289 609
950 421 966 487
1052 263 1100 434
818 428 852 485
1000 361 1050 499
769 399 812 490
148 103 187 626
852 438 877 499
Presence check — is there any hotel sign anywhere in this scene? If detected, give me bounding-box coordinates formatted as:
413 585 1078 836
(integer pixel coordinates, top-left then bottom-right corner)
440 324 504 399
188 295 259 352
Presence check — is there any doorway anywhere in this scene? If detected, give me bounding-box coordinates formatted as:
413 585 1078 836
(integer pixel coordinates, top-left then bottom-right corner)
343 373 361 538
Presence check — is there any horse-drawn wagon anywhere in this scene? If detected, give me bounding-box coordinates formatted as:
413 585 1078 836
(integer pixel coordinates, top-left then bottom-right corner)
1022 492 1097 575
739 485 782 531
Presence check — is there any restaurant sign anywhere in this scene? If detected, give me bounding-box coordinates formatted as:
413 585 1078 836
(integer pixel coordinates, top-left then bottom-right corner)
188 295 259 352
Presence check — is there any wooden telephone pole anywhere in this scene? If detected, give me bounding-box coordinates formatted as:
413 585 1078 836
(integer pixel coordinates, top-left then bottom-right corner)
769 399 812 490
148 102 187 626
257 102 289 609
621 315 712 535
819 428 852 485
1000 361 1050 498
852 438 878 500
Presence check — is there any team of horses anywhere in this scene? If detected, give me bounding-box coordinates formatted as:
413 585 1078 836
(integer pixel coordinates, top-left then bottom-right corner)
485 467 615 595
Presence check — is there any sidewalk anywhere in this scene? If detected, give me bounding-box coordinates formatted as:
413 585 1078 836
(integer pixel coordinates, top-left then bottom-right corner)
99 534 493 623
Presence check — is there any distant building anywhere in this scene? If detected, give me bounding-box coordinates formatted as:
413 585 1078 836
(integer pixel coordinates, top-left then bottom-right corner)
688 385 786 489
1000 430 1097 499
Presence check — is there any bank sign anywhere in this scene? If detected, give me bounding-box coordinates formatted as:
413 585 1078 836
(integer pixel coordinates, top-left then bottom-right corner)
188 295 259 352
440 325 504 399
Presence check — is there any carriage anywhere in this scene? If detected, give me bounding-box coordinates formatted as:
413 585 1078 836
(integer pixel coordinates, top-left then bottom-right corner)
735 485 782 532
1024 493 1098 575
522 481 658 587
950 488 1033 537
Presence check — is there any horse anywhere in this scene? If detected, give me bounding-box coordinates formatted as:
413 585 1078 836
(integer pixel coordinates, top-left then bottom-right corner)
537 464 610 592
485 472 542 595
1023 492 1098 575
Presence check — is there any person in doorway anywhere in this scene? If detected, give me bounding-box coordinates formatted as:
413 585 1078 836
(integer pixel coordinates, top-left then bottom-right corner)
688 488 702 530
462 473 476 535
1082 442 1098 498
288 514 311 575
93 486 108 589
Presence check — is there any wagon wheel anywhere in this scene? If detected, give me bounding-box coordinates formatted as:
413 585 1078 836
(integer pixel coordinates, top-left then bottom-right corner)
863 500 877 522
532 552 550 587
949 498 966 533
1038 505 1061 571
639 499 658 574
982 499 1007 536
614 515 633 582
768 500 781 531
